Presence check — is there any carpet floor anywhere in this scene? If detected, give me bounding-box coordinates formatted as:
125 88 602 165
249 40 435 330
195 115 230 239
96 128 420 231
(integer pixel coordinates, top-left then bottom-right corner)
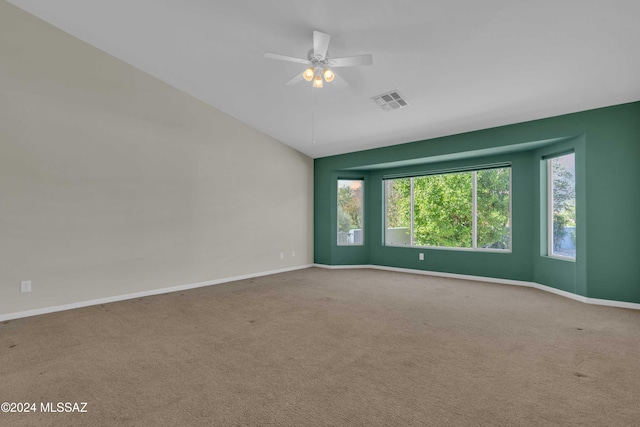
1 267 639 426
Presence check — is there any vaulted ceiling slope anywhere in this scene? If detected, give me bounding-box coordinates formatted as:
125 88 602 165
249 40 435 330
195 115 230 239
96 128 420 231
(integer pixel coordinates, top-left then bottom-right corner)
7 0 640 158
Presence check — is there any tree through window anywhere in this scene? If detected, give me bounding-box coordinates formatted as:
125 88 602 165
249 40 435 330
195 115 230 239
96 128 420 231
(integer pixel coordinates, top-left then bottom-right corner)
337 179 364 245
548 153 576 259
385 167 511 250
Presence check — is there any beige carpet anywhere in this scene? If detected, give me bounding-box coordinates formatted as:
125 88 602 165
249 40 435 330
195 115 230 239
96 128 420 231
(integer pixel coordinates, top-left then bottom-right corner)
1 268 639 426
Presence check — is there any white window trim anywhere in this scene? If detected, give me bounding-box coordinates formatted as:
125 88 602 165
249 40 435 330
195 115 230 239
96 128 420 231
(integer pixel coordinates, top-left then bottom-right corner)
384 167 512 252
547 155 576 261
337 179 365 247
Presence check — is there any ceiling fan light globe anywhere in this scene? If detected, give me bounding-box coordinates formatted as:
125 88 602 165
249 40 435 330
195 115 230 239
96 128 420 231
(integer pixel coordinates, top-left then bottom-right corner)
323 68 335 83
313 74 323 88
303 67 315 81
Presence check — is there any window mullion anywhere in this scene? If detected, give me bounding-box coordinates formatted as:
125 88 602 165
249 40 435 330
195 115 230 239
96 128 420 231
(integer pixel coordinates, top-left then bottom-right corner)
548 162 553 256
410 177 414 247
472 171 477 249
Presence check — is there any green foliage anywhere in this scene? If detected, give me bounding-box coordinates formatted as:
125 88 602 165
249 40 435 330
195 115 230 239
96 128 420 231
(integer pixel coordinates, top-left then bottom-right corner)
551 160 575 214
477 168 511 249
551 157 576 253
385 179 411 228
385 168 511 249
338 181 362 232
337 205 352 233
413 173 473 247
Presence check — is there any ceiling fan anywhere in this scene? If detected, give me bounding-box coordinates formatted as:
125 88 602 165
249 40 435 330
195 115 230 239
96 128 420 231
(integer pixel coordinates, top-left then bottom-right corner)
264 30 373 89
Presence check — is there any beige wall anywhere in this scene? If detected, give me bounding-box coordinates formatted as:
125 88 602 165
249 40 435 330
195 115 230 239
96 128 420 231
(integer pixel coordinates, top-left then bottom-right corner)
0 1 313 317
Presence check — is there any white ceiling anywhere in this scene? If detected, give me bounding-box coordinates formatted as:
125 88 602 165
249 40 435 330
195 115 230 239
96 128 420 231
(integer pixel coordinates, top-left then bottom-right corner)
8 0 640 158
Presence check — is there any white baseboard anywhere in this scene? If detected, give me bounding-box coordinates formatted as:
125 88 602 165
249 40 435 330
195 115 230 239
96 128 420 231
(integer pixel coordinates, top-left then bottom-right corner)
4 263 637 321
0 264 313 322
313 264 372 270
581 296 640 310
313 263 640 310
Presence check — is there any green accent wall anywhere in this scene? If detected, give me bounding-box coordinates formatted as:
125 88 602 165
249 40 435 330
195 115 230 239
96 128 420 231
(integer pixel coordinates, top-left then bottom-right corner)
314 101 640 304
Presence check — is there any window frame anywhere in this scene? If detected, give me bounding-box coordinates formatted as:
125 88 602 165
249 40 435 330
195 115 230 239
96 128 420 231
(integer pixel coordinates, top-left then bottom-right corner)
337 178 365 247
384 166 512 252
546 152 576 261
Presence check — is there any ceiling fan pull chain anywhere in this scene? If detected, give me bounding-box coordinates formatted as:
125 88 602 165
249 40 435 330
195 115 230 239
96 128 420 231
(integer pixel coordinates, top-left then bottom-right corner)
311 86 316 144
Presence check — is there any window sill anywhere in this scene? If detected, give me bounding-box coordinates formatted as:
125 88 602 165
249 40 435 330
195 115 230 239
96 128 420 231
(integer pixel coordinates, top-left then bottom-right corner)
544 255 576 262
384 244 511 254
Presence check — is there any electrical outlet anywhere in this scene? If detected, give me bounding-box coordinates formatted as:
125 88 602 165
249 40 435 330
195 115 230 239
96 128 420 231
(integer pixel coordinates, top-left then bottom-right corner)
21 280 32 293
280 252 284 259
291 251 296 258
419 253 424 261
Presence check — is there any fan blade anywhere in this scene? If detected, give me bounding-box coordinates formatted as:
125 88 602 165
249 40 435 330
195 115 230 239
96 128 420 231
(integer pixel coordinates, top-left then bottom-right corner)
329 54 373 68
285 73 304 86
264 52 311 65
313 31 331 60
331 71 348 89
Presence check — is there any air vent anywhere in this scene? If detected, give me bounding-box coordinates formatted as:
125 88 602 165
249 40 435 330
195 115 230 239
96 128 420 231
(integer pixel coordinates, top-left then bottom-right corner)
371 90 409 111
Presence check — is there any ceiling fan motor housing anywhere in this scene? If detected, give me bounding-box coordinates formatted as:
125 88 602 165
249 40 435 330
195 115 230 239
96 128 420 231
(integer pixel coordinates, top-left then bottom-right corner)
264 31 373 88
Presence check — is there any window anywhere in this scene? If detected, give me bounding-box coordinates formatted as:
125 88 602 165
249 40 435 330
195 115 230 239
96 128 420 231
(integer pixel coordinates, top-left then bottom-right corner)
385 167 511 250
548 153 576 259
337 179 364 245
476 168 511 249
413 172 473 248
384 178 411 246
